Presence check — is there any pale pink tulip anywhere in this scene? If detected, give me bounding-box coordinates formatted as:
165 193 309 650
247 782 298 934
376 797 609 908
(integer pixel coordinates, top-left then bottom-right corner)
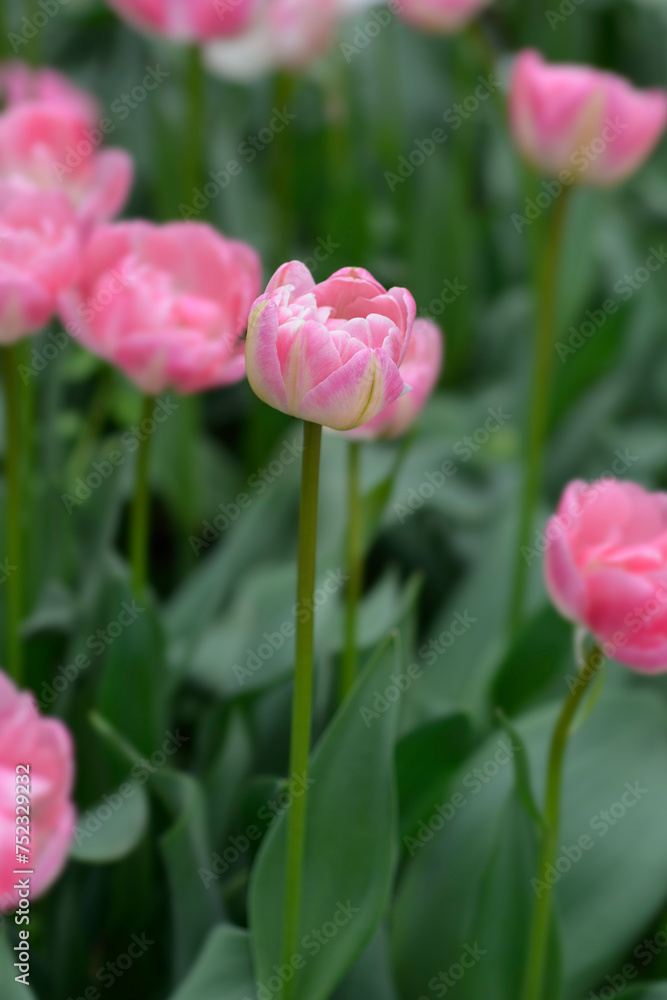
0 103 133 235
0 179 81 343
0 671 76 912
204 0 338 81
59 221 262 395
0 60 100 125
395 0 493 33
105 0 256 40
246 261 416 431
343 318 443 439
545 479 667 671
510 50 667 185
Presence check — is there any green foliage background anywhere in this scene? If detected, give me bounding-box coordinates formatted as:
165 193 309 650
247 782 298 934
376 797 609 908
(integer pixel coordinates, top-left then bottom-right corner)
2 0 667 998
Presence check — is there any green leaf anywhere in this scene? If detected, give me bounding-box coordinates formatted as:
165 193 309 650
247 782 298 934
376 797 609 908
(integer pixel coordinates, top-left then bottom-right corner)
69 781 149 864
393 690 667 1000
492 604 573 717
249 632 403 1000
167 925 255 1000
95 578 169 756
152 771 225 982
332 926 399 1000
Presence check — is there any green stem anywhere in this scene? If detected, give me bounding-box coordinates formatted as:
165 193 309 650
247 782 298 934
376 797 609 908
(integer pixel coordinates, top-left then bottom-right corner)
185 44 206 210
340 441 362 702
509 186 572 637
521 642 604 1000
130 396 155 598
282 421 322 1000
2 346 23 684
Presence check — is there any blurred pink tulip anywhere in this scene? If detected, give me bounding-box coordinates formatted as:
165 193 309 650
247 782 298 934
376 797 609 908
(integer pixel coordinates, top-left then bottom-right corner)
395 0 493 33
0 103 133 236
0 179 81 343
0 671 76 912
59 221 262 395
510 50 667 185
545 479 667 671
0 60 100 125
105 0 256 40
204 0 338 81
246 261 416 431
343 318 443 439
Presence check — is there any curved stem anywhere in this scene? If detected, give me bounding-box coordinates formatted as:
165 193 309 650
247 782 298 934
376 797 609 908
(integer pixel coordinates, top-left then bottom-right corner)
130 396 155 598
282 421 322 1000
509 186 572 637
340 441 362 702
2 346 23 684
521 642 604 1000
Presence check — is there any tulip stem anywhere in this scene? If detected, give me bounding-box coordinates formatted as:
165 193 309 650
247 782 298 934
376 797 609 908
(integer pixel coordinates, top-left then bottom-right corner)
130 395 155 598
185 44 206 211
521 641 604 1000
340 440 363 702
509 185 572 637
1 346 24 684
282 420 322 1000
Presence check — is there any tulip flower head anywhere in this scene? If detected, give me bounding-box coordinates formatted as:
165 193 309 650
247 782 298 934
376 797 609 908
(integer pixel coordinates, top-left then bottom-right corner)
59 221 262 395
246 261 416 431
342 318 443 439
0 670 76 912
105 0 256 41
510 50 667 185
204 0 338 81
545 479 667 671
0 179 81 343
0 60 99 124
395 0 493 34
0 102 133 236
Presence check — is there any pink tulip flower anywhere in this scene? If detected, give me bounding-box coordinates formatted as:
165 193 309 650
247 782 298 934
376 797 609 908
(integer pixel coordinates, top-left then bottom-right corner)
105 0 256 40
545 479 667 671
0 102 133 236
510 50 667 185
0 179 81 343
0 60 100 126
59 221 262 395
204 0 338 81
0 671 76 912
343 318 443 439
246 261 416 431
395 0 493 33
